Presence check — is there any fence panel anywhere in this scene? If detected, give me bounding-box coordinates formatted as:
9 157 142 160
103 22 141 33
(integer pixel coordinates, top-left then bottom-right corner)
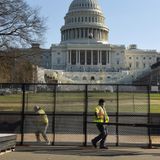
0 83 159 147
23 84 55 144
118 85 149 146
0 84 23 143
54 84 85 145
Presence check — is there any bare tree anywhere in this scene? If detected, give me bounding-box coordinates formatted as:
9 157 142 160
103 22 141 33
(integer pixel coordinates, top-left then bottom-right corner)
0 0 46 50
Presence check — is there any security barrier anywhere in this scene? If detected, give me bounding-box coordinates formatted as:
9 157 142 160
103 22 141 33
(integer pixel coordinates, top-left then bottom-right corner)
0 83 160 147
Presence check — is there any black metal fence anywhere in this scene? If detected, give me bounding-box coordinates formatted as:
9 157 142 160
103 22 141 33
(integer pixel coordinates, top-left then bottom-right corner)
0 83 160 147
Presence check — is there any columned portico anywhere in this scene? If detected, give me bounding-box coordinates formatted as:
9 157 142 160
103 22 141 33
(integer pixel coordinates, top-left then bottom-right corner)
68 49 110 67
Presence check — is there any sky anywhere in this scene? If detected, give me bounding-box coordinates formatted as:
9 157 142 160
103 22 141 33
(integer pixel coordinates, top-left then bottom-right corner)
26 0 160 51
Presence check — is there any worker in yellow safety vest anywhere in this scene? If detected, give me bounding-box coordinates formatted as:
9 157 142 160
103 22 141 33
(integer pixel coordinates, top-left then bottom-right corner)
91 99 109 149
34 105 50 145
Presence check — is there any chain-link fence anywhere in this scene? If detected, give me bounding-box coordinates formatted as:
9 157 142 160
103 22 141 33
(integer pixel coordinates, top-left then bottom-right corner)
0 83 160 147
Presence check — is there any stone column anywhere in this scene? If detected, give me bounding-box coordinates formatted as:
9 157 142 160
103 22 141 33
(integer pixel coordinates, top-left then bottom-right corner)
64 31 66 40
102 31 104 41
79 29 81 38
83 28 85 39
99 30 101 40
95 29 98 40
75 29 77 39
78 50 80 64
76 50 79 64
68 30 70 40
85 50 87 65
70 29 72 39
98 50 100 64
91 50 93 65
87 28 89 38
108 51 110 64
99 50 102 64
68 50 71 64
98 29 100 40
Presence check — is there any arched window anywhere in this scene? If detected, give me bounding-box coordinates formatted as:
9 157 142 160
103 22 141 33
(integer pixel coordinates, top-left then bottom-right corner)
83 76 87 80
91 76 95 81
73 76 79 81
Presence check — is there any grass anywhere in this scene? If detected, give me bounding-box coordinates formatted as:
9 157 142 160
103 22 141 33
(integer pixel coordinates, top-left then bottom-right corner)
0 92 160 113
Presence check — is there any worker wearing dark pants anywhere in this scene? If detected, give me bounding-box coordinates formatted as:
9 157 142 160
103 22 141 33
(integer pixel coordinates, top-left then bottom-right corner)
91 99 109 149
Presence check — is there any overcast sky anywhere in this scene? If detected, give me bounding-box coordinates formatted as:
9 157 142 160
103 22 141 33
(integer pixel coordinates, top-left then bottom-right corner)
26 0 160 51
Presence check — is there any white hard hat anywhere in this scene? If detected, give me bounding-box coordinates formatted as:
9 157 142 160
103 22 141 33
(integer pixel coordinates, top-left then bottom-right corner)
34 105 40 111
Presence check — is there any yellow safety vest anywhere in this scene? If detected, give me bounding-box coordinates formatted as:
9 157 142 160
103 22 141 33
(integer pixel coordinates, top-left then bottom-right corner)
94 105 109 123
37 108 48 125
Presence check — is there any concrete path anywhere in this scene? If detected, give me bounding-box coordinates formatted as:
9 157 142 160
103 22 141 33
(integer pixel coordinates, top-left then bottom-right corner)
1 146 160 160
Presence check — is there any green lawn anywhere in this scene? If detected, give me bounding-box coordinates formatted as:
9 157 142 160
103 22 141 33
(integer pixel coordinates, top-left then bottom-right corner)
0 92 160 113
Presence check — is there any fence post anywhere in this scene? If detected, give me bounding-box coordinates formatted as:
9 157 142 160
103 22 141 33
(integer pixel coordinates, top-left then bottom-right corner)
20 83 25 145
147 85 152 148
52 84 57 146
83 84 88 146
116 84 119 146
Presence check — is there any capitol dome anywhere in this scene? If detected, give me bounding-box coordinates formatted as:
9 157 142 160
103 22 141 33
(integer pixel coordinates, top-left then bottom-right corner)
61 0 109 44
69 0 102 12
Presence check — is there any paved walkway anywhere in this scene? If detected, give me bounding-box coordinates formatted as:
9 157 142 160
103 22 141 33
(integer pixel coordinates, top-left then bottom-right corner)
1 146 160 160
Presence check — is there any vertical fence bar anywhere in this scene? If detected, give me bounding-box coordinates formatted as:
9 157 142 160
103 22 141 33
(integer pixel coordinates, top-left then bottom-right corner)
116 84 119 146
52 84 57 146
20 83 25 145
83 84 88 146
147 85 152 148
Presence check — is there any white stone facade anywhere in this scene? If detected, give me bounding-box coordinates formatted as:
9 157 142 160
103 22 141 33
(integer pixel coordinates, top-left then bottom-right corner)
48 0 159 84
125 44 158 71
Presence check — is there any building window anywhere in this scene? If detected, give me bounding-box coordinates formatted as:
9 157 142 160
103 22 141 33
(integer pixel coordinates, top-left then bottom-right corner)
81 28 83 38
93 50 98 65
117 60 119 65
80 50 85 65
57 52 60 55
71 50 76 65
129 63 132 68
83 77 87 80
91 76 95 81
87 50 91 65
143 63 146 68
81 17 83 22
129 57 132 59
102 51 107 65
92 17 94 22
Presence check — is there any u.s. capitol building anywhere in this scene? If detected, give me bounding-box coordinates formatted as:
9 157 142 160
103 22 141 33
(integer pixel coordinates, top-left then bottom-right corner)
38 0 159 84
